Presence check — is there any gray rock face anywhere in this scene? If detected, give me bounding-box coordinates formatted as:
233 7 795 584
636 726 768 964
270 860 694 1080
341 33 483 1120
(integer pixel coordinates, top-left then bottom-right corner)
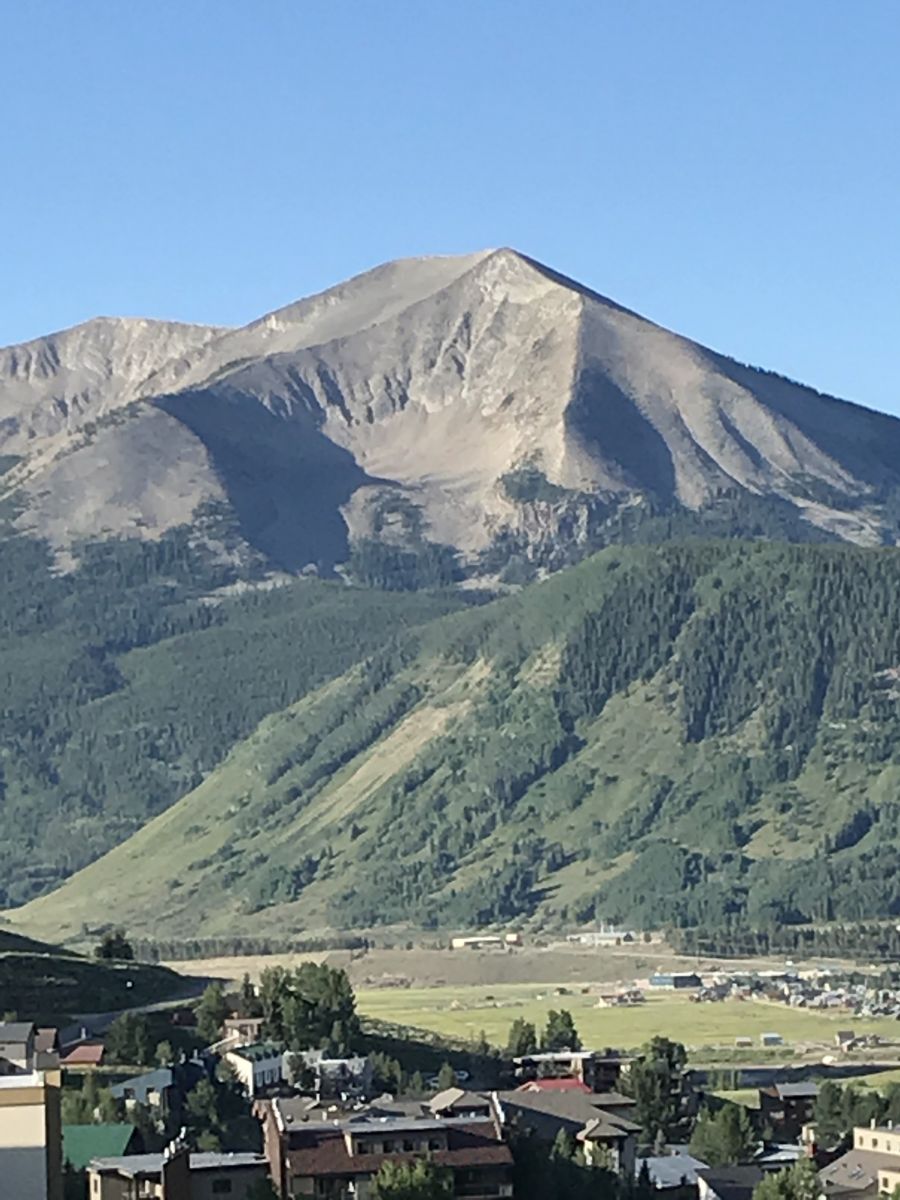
2 249 899 572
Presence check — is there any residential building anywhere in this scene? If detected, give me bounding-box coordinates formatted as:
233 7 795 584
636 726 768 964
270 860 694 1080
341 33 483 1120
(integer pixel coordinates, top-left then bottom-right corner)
819 1123 900 1199
649 974 702 990
88 1147 269 1199
697 1165 765 1200
758 1082 819 1138
636 1152 708 1200
298 1049 372 1099
0 1067 63 1200
492 1088 639 1173
110 1060 208 1116
428 1088 494 1119
513 1048 632 1092
222 1016 265 1045
60 1042 105 1068
0 1021 36 1072
224 1043 285 1098
259 1098 513 1199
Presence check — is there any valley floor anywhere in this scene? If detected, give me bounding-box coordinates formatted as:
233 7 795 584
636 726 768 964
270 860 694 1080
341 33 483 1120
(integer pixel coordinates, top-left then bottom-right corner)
164 943 900 1069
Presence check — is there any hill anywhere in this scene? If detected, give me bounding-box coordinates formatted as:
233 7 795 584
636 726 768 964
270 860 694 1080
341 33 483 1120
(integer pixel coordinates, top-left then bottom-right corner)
4 249 900 577
0 927 198 1017
0 522 474 906
15 540 900 943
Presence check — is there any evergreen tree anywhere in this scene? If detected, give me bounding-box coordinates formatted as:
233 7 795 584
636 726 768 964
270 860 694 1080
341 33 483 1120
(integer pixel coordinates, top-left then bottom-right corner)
690 1104 756 1166
371 1158 454 1200
195 982 230 1043
541 1010 581 1052
436 1061 457 1090
506 1018 538 1058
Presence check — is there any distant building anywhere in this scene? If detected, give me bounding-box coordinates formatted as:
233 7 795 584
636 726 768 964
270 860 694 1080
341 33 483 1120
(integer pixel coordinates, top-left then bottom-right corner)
450 933 521 950
637 1151 709 1199
224 1043 285 1098
759 1032 784 1047
649 974 702 990
513 1048 632 1092
258 1099 513 1199
758 1082 818 1138
493 1088 639 1174
62 1123 142 1173
297 1048 372 1099
819 1124 900 1198
0 1022 36 1072
697 1165 764 1200
88 1145 269 1199
568 929 637 947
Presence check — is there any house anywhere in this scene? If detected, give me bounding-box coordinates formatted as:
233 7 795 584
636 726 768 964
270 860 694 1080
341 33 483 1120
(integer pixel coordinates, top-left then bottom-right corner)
517 1078 591 1095
429 1087 494 1119
754 1143 804 1174
88 1145 269 1199
224 1042 285 1098
758 1082 818 1138
513 1048 631 1092
760 1033 783 1047
62 1123 143 1172
819 1123 900 1199
0 1021 36 1072
111 1067 176 1111
636 1151 709 1199
60 1042 105 1068
298 1049 373 1099
259 1099 513 1199
0 1066 63 1200
649 974 702 990
222 1016 265 1045
568 929 637 947
835 1030 857 1051
492 1088 639 1173
697 1165 765 1200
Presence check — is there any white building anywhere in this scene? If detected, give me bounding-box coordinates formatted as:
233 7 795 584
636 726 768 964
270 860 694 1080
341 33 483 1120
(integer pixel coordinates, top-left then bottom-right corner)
223 1043 285 1098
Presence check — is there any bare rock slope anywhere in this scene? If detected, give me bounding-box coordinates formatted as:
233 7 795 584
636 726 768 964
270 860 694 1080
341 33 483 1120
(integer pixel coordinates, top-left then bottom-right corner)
3 249 900 572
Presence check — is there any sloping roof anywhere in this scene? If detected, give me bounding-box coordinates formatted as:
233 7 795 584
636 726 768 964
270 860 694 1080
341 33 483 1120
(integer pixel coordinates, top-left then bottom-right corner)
638 1153 709 1188
495 1089 641 1134
697 1165 765 1200
819 1149 900 1194
429 1087 491 1112
63 1124 138 1170
61 1043 104 1066
518 1078 591 1094
91 1152 266 1178
109 1068 173 1101
0 1022 34 1042
773 1082 819 1099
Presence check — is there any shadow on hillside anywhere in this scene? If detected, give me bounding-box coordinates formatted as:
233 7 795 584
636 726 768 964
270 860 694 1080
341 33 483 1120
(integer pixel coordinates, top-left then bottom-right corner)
154 386 390 574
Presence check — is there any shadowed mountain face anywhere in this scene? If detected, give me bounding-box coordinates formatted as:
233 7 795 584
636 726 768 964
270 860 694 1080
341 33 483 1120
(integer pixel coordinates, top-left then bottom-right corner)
3 248 900 573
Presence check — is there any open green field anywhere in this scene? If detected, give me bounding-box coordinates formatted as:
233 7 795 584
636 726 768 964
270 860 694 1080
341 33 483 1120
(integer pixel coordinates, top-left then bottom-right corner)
355 986 900 1056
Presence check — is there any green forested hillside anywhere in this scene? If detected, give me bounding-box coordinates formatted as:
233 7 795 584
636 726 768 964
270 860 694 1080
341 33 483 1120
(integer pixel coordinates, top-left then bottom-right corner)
15 540 900 943
0 523 474 905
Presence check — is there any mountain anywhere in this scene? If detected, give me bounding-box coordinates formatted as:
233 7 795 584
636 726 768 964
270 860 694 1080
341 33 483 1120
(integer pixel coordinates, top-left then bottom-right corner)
14 540 900 944
4 249 900 578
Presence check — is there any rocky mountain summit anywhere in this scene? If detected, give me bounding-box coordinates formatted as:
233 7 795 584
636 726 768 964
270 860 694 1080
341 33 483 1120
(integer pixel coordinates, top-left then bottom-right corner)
4 249 900 575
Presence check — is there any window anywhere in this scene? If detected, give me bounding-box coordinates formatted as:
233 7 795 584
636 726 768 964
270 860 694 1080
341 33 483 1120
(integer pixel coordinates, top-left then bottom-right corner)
872 1139 879 1149
383 1140 395 1152
428 1139 441 1151
212 1182 233 1195
356 1142 370 1155
403 1140 415 1152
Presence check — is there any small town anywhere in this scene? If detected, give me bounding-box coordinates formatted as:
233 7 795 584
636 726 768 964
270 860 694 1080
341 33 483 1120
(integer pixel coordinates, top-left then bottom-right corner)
4 933 900 1200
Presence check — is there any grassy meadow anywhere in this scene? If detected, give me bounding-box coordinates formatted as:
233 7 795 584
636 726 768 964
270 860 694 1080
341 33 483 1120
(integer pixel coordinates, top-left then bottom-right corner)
355 986 900 1056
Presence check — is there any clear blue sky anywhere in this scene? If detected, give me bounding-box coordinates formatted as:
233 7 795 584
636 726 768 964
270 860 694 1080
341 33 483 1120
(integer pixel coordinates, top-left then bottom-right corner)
3 1 899 414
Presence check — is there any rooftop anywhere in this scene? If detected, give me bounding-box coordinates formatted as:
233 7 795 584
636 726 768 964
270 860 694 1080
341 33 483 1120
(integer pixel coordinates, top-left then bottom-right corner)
0 1022 34 1042
637 1153 709 1189
227 1042 284 1062
90 1152 267 1178
63 1124 138 1171
286 1124 512 1179
0 1070 42 1090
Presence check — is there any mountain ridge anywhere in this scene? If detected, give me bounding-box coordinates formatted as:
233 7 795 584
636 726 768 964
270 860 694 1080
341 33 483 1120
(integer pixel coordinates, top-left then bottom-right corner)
3 249 900 575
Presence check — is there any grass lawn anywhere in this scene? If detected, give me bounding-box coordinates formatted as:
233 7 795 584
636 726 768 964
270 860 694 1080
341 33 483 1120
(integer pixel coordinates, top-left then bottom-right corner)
355 987 900 1055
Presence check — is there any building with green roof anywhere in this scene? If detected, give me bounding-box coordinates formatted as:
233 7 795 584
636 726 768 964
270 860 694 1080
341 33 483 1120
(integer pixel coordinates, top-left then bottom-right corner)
62 1123 142 1171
